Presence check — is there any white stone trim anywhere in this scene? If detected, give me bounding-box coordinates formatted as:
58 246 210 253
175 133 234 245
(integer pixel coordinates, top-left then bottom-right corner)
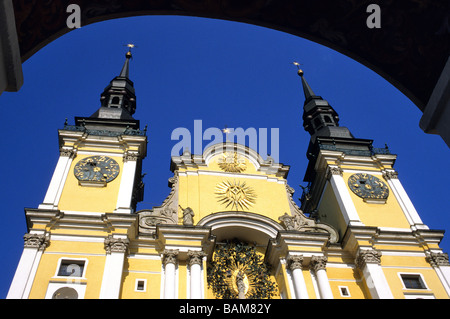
328 172 363 226
39 154 74 210
384 176 428 230
115 159 138 214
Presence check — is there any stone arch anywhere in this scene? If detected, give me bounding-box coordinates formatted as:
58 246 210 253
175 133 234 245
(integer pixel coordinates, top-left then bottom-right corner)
7 1 450 144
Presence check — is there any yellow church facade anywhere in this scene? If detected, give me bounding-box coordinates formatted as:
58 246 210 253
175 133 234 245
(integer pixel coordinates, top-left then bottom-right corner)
7 52 450 299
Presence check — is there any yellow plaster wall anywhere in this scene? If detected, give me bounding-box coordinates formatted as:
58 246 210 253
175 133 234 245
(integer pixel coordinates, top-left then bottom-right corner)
58 153 124 213
177 154 291 224
28 252 106 299
317 182 347 237
343 171 411 229
120 257 162 299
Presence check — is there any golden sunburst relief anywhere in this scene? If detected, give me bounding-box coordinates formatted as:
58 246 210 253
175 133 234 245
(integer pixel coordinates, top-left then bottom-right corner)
217 152 247 173
215 180 256 211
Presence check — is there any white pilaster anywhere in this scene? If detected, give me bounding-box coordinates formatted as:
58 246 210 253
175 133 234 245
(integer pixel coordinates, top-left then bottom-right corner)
163 250 179 299
115 156 138 214
427 252 450 297
311 255 333 299
99 235 129 299
188 251 205 299
328 168 363 227
39 151 75 210
7 233 48 299
383 171 428 230
356 249 393 299
287 255 309 299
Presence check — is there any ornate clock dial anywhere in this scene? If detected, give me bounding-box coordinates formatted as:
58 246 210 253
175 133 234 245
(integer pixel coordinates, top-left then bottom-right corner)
74 156 120 183
348 173 389 200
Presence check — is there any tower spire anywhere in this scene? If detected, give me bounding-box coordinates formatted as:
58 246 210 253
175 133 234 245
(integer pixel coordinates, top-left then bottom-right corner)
74 46 140 130
294 64 352 141
119 44 135 78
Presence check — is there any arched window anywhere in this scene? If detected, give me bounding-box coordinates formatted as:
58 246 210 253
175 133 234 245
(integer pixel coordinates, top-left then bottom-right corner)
52 287 79 299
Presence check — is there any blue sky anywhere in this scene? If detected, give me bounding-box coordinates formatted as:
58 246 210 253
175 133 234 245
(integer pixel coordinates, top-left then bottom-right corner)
0 15 448 298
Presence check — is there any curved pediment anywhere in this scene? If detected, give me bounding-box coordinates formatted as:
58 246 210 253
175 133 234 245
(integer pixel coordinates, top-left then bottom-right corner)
171 142 290 178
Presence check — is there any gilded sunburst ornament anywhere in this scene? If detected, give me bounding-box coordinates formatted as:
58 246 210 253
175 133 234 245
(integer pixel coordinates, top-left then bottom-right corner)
217 152 246 173
215 180 256 211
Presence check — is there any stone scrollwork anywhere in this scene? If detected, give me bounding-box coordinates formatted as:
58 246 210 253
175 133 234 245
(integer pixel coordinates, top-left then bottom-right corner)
188 250 206 266
287 255 304 271
310 255 328 272
278 210 339 244
355 249 382 269
23 233 50 251
138 174 179 235
382 170 399 180
163 249 179 265
426 251 450 267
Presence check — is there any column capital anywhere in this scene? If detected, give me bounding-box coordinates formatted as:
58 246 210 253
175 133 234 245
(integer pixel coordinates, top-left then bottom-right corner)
104 235 130 254
382 170 399 180
355 248 382 268
310 255 327 272
59 148 76 158
426 251 450 267
23 233 50 251
326 166 343 180
163 249 179 265
188 250 205 266
287 255 304 271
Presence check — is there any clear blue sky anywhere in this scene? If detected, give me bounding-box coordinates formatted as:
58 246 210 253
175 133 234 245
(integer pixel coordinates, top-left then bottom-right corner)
0 15 448 298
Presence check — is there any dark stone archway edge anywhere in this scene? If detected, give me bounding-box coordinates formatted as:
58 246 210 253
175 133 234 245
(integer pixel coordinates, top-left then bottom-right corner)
12 0 450 111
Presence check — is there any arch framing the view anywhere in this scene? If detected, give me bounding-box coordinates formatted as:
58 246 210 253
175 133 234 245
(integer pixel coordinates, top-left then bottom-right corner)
2 0 450 146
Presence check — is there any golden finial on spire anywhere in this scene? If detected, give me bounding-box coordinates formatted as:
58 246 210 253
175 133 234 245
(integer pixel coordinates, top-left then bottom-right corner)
293 61 304 76
124 43 137 58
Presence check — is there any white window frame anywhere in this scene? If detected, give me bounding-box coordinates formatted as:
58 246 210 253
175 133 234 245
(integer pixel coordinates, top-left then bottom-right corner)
338 285 351 297
135 279 147 292
398 272 429 290
53 257 88 279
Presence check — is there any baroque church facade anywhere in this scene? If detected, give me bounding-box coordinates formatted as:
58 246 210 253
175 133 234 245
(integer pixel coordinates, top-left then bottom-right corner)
7 51 450 299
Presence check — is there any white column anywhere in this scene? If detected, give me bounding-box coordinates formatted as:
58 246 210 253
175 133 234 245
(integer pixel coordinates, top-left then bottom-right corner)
383 171 428 230
115 155 138 214
426 252 450 297
311 255 333 299
287 255 309 299
39 150 75 210
327 167 363 227
99 235 129 299
355 249 393 299
188 250 205 299
163 249 179 299
7 233 49 299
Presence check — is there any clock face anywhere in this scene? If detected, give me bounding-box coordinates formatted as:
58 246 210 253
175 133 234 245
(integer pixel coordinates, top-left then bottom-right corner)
348 173 389 200
74 156 120 183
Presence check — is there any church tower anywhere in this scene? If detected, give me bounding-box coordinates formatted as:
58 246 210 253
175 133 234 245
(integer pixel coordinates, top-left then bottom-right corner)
6 54 450 300
296 67 450 299
7 49 147 299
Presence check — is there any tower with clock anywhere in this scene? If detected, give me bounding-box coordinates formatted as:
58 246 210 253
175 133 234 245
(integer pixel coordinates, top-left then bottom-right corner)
6 53 450 300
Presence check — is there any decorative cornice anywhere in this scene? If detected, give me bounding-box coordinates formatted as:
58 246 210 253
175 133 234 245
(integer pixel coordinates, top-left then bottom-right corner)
188 250 206 266
287 255 304 271
104 235 130 254
310 255 327 272
426 251 450 267
355 249 382 268
23 233 50 251
163 249 179 265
